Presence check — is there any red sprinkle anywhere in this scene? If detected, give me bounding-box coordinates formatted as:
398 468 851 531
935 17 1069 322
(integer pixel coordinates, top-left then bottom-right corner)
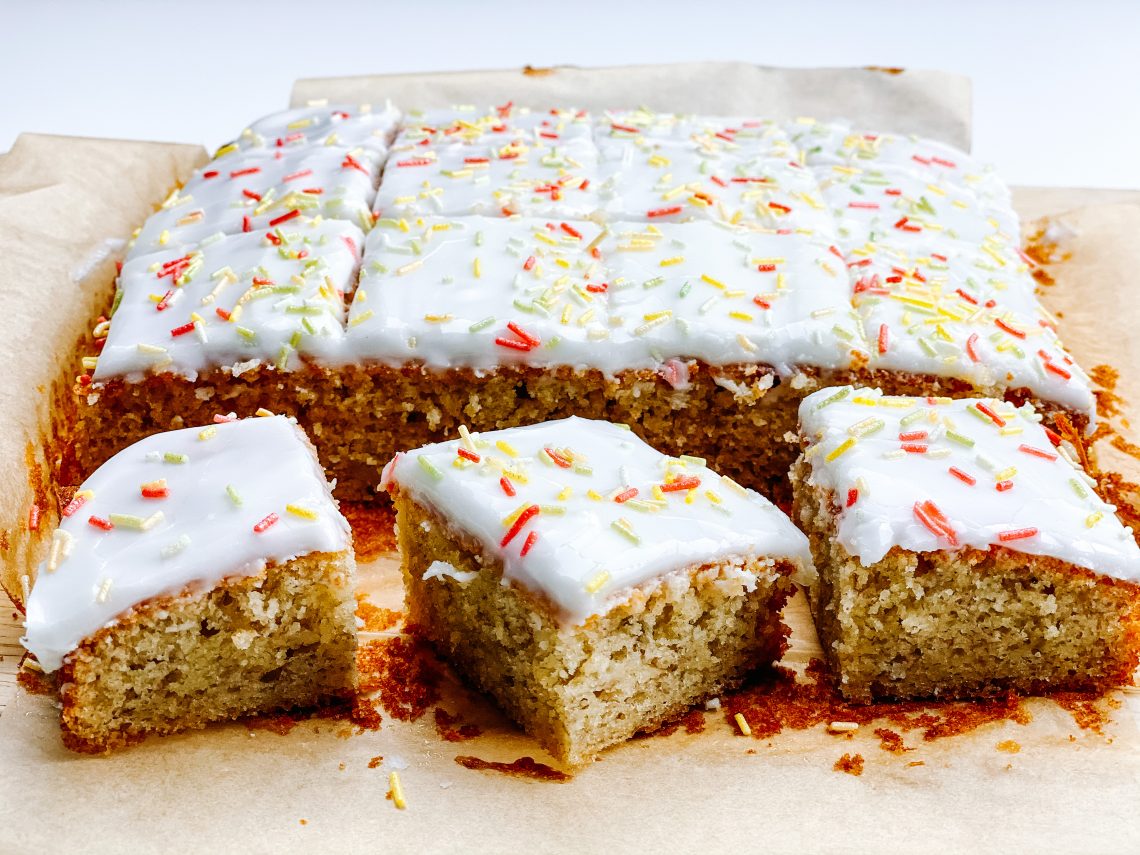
585 283 608 293
898 430 928 442
155 290 175 312
141 485 169 499
998 527 1038 542
523 255 536 271
500 505 540 548
170 321 196 337
253 513 279 533
1019 444 1058 461
457 448 480 463
242 216 252 233
230 167 261 178
753 296 772 310
1045 362 1072 380
756 264 777 273
901 443 928 454
661 476 701 493
494 336 532 352
614 488 639 504
647 206 683 218
268 209 301 227
848 201 880 209
995 318 1026 339
845 488 858 508
544 447 572 469
975 402 1006 427
1044 427 1063 447
877 324 890 355
995 480 1014 492
283 169 313 182
499 477 516 497
213 413 238 423
61 494 89 518
27 504 41 532
948 467 976 486
913 500 958 546
520 531 539 557
87 515 114 532
560 222 582 239
966 333 981 363
506 322 540 347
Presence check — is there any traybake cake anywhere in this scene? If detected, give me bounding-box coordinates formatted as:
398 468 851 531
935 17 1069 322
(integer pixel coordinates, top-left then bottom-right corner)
384 416 812 765
74 105 1096 505
21 415 357 753
792 386 1140 702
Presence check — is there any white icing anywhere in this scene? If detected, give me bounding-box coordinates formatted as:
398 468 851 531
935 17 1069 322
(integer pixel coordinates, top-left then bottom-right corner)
345 216 853 374
398 105 592 148
127 146 381 261
23 416 350 672
388 416 812 624
71 238 127 285
374 137 598 219
597 140 835 233
798 387 1140 580
94 219 363 382
422 560 478 585
231 102 400 154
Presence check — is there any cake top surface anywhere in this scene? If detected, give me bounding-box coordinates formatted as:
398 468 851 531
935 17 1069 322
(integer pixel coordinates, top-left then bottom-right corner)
346 215 854 373
95 218 363 382
231 102 400 153
798 386 1140 579
385 416 812 625
23 416 350 672
128 145 380 261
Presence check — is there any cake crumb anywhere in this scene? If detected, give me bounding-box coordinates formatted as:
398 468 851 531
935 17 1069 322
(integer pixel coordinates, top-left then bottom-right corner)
368 755 384 769
834 753 864 776
996 740 1020 754
454 755 571 783
299 819 307 826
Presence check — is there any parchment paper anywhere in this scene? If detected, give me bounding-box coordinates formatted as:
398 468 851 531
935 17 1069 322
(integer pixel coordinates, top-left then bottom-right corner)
1 65 1138 855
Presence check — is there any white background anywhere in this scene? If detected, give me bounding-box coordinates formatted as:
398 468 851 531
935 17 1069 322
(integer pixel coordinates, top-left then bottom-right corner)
2 0 1137 188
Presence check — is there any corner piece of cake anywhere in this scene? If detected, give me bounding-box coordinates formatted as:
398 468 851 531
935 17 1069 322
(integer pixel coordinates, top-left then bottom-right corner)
22 415 357 753
383 416 813 766
792 386 1140 702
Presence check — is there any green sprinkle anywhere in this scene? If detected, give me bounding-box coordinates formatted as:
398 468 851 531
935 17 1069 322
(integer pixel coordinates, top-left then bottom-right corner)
475 231 484 246
276 345 291 371
899 409 926 427
814 387 851 410
289 330 302 349
946 430 975 448
226 485 243 507
1069 477 1089 499
848 418 885 438
468 316 495 333
110 288 124 317
679 280 692 298
610 518 640 544
418 457 444 481
236 325 257 342
643 276 665 290
163 452 189 464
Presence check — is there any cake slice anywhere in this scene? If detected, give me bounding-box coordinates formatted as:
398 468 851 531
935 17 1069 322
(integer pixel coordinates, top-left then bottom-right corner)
793 386 1140 702
22 415 357 753
384 416 813 765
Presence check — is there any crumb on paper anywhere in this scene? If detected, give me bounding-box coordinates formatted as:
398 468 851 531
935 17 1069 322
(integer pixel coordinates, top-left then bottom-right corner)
834 753 865 776
997 740 1021 754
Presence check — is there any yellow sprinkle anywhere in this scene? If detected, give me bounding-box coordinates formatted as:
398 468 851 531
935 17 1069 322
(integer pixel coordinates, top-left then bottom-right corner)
388 771 406 810
473 257 482 278
701 274 726 289
587 489 604 501
285 503 319 521
585 571 610 593
502 502 532 527
994 466 1017 482
659 256 684 267
197 426 217 441
826 438 856 462
396 259 423 276
729 311 753 322
998 426 1023 436
734 713 752 736
424 313 453 323
458 425 477 452
349 309 374 327
496 440 519 458
557 486 573 501
1086 512 1104 528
